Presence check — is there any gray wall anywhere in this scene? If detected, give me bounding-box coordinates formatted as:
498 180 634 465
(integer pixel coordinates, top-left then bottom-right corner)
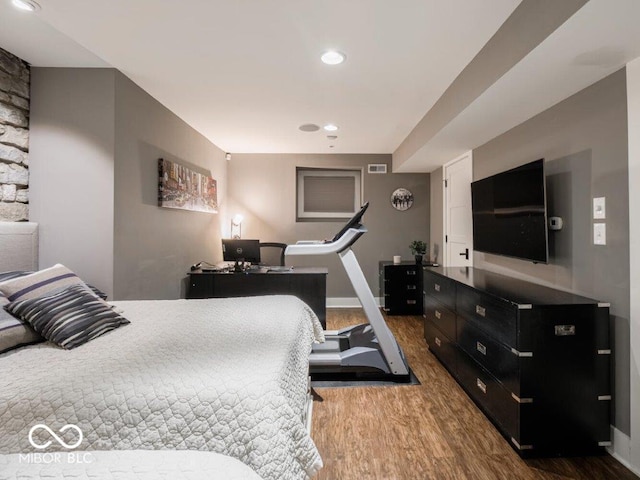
113 72 227 300
228 154 429 298
472 69 630 434
429 167 443 264
29 68 227 300
30 68 116 294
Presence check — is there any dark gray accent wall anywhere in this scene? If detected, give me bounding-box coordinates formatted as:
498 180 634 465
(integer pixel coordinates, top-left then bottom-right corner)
30 68 226 300
473 69 630 433
430 167 443 264
30 68 116 296
228 154 429 298
113 72 227 300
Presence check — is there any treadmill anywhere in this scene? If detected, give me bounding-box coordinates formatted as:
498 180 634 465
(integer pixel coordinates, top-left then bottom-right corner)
285 202 410 381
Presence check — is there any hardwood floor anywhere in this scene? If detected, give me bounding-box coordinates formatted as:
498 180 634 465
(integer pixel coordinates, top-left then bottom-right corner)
311 309 637 480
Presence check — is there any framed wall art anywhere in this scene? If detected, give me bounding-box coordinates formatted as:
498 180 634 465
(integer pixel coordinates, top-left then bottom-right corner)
391 188 413 211
158 158 218 214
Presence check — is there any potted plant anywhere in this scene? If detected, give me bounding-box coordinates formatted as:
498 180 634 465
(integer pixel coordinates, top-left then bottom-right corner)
409 240 427 264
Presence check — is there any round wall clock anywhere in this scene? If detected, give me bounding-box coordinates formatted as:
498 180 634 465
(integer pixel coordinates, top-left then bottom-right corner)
391 188 413 211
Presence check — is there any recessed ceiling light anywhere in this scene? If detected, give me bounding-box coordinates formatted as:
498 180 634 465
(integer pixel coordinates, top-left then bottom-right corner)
327 135 338 140
299 123 320 132
323 124 339 132
321 50 346 65
329 145 335 148
12 0 40 11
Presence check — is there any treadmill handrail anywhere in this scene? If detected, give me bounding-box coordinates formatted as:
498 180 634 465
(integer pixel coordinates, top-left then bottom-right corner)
285 226 366 256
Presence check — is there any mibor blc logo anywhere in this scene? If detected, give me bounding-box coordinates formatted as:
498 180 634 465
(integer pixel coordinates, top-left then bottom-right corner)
20 423 92 464
28 424 83 450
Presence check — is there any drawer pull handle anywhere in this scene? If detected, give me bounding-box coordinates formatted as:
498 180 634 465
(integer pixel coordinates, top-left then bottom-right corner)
407 285 417 290
407 300 417 305
476 305 486 317
435 337 441 347
434 284 441 292
555 325 575 336
476 341 487 355
407 270 417 276
434 310 441 320
476 378 487 394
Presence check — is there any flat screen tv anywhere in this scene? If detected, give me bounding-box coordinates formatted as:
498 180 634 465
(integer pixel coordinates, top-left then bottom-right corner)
471 159 548 263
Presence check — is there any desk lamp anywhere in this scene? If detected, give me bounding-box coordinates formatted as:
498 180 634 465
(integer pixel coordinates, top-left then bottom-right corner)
231 214 243 239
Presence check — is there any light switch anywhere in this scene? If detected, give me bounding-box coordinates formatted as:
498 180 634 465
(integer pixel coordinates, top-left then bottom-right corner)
594 223 606 245
593 197 606 219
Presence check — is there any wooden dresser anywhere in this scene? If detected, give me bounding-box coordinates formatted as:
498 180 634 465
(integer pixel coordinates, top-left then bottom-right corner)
423 266 611 457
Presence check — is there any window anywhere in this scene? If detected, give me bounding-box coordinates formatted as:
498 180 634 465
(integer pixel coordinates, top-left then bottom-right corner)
296 167 362 221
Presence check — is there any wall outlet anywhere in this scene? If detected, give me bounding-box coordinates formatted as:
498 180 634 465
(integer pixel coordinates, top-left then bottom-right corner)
593 197 606 219
594 223 606 245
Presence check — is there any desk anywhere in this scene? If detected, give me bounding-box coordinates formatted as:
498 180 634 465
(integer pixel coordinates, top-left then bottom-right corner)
187 267 328 328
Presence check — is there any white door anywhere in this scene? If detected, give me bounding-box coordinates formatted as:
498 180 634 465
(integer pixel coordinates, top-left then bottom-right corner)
444 152 473 267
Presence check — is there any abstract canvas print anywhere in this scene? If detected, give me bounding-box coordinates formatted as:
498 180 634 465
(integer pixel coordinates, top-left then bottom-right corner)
158 158 218 213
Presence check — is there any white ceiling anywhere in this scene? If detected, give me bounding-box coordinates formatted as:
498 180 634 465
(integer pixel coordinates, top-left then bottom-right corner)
0 0 519 155
396 0 640 172
0 0 638 168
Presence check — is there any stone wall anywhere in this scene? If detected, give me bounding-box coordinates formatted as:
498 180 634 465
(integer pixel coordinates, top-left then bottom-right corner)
0 48 29 221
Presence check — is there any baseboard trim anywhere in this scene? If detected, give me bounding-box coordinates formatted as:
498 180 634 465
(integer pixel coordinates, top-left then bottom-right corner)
608 426 640 476
326 297 380 308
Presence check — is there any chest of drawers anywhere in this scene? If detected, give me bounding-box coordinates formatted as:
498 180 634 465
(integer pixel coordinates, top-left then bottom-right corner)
379 262 423 315
423 266 611 457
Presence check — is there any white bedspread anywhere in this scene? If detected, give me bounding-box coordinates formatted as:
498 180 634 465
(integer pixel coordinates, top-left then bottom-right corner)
0 450 263 480
0 296 324 480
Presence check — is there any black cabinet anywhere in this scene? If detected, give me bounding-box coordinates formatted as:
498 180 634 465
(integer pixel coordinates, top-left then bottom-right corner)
379 261 423 315
423 266 611 457
187 267 328 328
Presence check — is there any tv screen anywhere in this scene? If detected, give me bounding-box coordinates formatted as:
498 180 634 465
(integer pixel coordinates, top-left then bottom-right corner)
471 159 548 263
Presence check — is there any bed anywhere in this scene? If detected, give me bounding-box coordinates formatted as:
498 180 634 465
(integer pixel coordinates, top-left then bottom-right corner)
0 450 264 480
0 222 324 480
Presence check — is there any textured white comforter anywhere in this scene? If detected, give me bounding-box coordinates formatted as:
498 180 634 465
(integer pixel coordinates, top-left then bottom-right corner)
0 450 263 480
0 296 324 480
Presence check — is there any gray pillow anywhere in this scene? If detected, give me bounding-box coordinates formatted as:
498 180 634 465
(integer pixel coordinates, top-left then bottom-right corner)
0 264 95 303
5 284 130 350
0 271 44 354
0 305 44 354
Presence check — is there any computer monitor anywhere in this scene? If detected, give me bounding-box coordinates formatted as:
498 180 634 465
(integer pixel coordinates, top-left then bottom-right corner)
222 239 261 268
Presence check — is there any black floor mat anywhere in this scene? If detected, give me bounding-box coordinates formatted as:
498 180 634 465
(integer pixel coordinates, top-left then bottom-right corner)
310 366 420 388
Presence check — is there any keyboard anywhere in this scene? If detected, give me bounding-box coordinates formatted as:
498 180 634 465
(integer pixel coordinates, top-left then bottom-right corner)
267 266 292 272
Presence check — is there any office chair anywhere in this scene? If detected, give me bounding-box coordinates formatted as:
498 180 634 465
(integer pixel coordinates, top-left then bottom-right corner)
259 242 287 266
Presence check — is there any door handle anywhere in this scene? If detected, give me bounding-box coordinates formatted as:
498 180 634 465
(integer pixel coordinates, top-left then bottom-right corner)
459 248 469 260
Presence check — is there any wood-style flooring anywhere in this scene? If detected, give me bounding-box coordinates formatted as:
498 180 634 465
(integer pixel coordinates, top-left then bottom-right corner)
311 309 637 480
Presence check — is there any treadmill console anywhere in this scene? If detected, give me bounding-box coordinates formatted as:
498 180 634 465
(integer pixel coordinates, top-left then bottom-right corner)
330 201 369 243
285 202 370 256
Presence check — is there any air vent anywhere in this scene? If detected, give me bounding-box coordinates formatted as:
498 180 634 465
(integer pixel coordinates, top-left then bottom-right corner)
368 164 387 174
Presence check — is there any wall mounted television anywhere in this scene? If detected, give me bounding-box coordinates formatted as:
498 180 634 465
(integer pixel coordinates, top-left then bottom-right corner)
471 158 549 264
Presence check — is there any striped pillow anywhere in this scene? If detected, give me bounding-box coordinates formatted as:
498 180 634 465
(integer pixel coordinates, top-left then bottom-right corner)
0 270 44 354
0 307 44 354
0 264 93 303
5 284 130 350
0 271 32 283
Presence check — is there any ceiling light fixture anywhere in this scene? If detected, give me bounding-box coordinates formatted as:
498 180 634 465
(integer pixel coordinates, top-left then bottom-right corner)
321 50 346 65
12 0 40 11
323 124 339 132
327 135 338 140
299 123 320 132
